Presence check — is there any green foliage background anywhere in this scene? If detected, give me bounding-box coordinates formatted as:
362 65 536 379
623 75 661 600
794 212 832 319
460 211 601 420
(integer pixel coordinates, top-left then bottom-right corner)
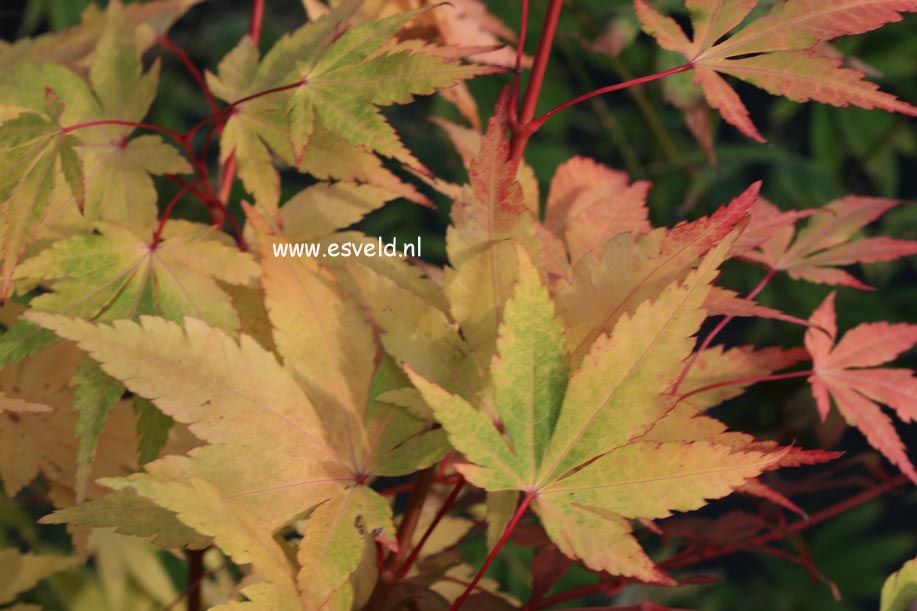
2 0 915 609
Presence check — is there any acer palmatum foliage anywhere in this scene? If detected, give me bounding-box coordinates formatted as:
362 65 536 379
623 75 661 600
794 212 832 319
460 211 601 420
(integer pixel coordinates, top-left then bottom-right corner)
1 1 917 609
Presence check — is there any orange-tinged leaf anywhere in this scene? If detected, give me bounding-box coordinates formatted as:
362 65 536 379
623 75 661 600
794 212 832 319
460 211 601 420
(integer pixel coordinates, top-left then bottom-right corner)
412 235 782 583
805 292 917 482
742 196 917 289
680 344 809 410
635 0 917 141
703 286 812 328
545 156 651 263
555 182 759 361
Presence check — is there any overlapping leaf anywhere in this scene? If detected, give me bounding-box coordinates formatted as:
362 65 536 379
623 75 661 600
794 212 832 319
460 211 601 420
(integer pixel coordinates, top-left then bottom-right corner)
741 196 917 289
0 109 84 302
27 214 447 608
410 239 785 584
635 0 917 142
206 0 496 213
805 292 917 482
0 2 190 300
554 181 760 361
0 0 201 71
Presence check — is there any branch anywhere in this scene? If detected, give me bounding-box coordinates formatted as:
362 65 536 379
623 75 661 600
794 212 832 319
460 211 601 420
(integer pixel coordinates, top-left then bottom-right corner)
661 474 909 570
397 478 465 578
449 491 535 610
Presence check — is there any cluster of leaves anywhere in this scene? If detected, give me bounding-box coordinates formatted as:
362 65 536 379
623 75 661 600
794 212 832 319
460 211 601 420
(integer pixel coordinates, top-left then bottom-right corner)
2 0 917 609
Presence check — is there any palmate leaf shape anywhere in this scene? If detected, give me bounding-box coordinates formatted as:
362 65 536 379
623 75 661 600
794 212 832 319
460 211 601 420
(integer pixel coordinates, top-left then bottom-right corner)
27 218 447 609
0 0 200 72
0 219 260 375
303 0 528 128
740 197 917 289
554 182 760 362
0 2 192 302
805 292 917 483
78 4 192 237
206 0 496 213
409 239 785 584
635 0 917 142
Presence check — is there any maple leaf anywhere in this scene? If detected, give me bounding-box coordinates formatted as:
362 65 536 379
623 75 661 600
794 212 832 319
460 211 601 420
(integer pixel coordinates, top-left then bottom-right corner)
278 182 398 242
409 239 784 584
554 182 760 361
206 0 496 213
27 215 447 607
741 196 917 289
680 344 809 410
805 292 917 483
78 6 192 236
635 0 917 142
304 0 527 128
440 90 569 385
0 3 191 302
0 339 142 502
544 156 652 264
14 220 259 332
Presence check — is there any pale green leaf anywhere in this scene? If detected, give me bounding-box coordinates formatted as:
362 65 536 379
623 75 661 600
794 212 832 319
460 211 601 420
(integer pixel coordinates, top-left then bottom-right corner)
882 556 917 611
15 220 259 332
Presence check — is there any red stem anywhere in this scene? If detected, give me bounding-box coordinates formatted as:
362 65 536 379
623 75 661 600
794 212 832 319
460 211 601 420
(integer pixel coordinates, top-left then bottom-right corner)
397 478 466 579
449 491 536 610
186 549 204 611
62 119 185 143
516 0 563 127
151 178 203 248
510 0 564 163
511 61 694 164
672 268 778 395
530 63 693 132
677 370 814 403
157 35 220 114
533 579 624 610
183 81 301 144
387 467 436 572
250 0 265 45
511 0 530 111
661 474 909 570
163 174 212 206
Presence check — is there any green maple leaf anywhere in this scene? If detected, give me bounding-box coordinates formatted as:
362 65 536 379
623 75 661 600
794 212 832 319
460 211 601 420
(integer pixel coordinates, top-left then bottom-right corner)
409 238 785 583
15 220 259 332
0 2 190 301
206 0 497 212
